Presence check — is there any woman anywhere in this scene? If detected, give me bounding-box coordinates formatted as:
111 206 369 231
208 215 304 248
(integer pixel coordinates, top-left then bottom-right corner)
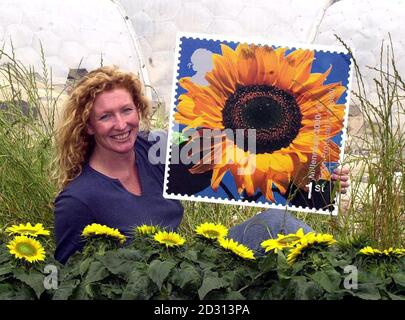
54 66 185 264
53 66 349 264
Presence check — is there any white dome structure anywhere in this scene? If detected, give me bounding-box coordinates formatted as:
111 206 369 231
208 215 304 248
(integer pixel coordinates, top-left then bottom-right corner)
0 0 150 92
0 0 404 115
314 0 405 126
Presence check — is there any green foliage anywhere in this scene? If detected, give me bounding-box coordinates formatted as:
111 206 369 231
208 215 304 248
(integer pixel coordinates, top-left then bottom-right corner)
48 232 405 300
0 224 403 300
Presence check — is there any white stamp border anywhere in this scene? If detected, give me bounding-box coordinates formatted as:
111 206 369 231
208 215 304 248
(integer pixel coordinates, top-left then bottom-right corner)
163 32 354 216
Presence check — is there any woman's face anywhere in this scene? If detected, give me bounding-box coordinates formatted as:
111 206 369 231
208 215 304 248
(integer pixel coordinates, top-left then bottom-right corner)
87 88 140 156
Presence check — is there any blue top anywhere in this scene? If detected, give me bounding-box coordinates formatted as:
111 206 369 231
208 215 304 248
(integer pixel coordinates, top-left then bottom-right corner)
54 131 184 264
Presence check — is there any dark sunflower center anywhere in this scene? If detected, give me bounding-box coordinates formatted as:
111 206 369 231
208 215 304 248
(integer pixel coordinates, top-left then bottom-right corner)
222 85 302 154
241 96 283 129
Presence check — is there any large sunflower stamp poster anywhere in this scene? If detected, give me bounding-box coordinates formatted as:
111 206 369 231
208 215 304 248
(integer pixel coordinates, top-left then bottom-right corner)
163 33 353 215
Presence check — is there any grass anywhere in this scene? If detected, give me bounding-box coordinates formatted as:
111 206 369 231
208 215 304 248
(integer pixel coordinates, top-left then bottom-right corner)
0 39 403 250
334 35 405 248
0 44 59 247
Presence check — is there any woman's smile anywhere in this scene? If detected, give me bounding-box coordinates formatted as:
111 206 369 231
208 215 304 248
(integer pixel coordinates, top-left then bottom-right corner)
110 130 131 141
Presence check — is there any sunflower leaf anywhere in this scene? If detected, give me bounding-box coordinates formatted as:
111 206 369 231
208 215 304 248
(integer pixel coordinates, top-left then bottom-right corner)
0 282 33 300
224 290 247 300
321 251 352 267
99 248 142 279
0 283 19 299
83 261 110 284
171 262 201 293
392 273 405 290
182 249 199 262
99 283 124 299
0 263 13 277
147 259 177 290
258 254 277 273
79 257 92 277
198 276 228 300
357 270 384 285
385 291 405 300
309 269 341 293
52 279 80 300
276 252 291 279
122 265 157 299
61 252 84 278
352 283 382 300
13 268 45 299
291 260 307 274
222 268 251 289
203 287 244 300
72 282 91 300
260 281 287 299
289 276 323 300
201 246 220 261
0 250 10 264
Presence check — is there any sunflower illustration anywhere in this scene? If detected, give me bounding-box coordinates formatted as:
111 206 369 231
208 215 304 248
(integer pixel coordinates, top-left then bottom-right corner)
174 43 346 201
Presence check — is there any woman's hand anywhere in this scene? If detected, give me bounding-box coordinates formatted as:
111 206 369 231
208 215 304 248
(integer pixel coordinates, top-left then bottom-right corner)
331 165 350 194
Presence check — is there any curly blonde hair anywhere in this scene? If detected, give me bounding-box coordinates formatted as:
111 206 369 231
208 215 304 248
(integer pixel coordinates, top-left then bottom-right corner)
53 66 151 190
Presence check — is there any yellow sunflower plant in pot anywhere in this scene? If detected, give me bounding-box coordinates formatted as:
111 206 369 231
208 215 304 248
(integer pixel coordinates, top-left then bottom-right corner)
79 223 127 257
0 222 51 299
